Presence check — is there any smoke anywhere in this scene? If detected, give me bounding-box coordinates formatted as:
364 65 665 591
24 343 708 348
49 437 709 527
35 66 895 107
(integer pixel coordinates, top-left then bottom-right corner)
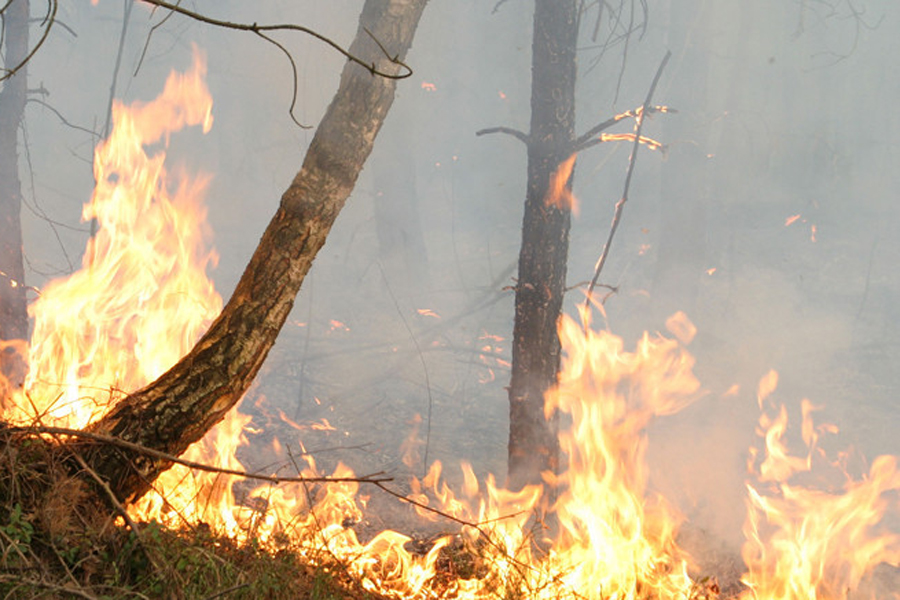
9 0 900 578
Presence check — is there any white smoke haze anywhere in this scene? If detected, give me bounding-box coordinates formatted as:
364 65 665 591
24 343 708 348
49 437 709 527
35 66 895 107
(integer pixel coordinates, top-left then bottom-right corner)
11 0 900 591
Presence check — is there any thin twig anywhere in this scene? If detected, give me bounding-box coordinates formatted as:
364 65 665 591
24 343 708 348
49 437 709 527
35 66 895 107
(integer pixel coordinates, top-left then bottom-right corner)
377 261 434 478
202 583 251 600
25 98 99 139
0 0 56 83
0 574 104 599
584 51 671 311
573 104 672 152
68 451 152 565
130 1 414 127
13 426 393 485
137 0 413 80
372 480 587 599
475 126 530 146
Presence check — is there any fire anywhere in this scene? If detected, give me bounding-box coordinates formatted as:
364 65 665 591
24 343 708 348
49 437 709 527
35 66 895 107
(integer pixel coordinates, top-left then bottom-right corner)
599 132 665 151
540 312 701 598
741 377 900 600
2 50 220 429
2 52 898 600
545 152 579 214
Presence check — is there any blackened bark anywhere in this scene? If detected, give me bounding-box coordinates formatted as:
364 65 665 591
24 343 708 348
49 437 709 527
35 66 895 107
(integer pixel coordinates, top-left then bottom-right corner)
507 0 577 490
0 0 30 394
83 0 430 504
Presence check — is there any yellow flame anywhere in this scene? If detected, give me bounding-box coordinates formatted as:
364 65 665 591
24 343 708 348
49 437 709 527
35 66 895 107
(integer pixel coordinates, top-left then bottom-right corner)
742 388 900 600
599 132 665 151
2 52 897 600
2 49 220 429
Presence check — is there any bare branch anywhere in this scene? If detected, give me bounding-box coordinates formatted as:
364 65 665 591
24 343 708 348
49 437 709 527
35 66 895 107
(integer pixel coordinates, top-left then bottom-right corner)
573 104 672 152
491 0 516 14
12 425 394 485
0 0 56 83
134 0 414 128
138 0 413 80
583 50 671 310
26 97 99 139
475 126 530 146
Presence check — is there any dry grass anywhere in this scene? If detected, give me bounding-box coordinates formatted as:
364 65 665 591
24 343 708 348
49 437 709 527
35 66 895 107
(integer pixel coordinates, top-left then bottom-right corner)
0 425 384 600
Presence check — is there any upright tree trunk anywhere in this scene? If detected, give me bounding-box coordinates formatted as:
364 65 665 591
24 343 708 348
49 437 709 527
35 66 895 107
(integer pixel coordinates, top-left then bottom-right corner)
82 0 429 504
372 121 430 291
507 0 577 490
651 3 712 320
0 0 30 394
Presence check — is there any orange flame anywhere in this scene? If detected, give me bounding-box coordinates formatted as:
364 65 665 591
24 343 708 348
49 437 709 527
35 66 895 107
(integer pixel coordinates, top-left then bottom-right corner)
545 153 578 214
1 50 897 600
742 377 900 599
599 132 665 151
3 49 220 429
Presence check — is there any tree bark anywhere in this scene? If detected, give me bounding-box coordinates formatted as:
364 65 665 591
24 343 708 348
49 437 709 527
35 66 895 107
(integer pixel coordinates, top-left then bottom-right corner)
0 0 30 394
82 0 429 504
507 0 577 490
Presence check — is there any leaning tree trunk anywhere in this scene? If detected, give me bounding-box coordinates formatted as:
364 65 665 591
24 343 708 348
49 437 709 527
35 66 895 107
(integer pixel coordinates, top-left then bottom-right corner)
507 0 577 490
81 0 429 505
0 0 30 392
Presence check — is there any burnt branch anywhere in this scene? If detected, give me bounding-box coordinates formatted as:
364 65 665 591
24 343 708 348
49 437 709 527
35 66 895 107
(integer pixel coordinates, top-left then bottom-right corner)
475 126 530 146
583 50 671 309
573 104 671 152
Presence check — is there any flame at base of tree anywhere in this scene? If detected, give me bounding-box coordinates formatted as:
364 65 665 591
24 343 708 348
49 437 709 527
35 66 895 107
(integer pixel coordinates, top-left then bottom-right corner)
1 55 899 600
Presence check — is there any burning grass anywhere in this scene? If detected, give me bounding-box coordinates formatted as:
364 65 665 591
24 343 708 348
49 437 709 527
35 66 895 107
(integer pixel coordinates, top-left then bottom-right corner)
0 425 390 599
3 46 900 600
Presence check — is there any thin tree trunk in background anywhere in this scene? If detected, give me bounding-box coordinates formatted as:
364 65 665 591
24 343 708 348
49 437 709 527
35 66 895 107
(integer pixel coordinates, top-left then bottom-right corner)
507 0 577 490
0 0 30 394
83 0 430 504
651 2 711 319
372 121 430 291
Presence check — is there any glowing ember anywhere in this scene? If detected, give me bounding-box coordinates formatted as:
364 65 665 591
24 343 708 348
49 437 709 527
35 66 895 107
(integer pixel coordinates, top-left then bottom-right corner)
785 214 802 227
599 132 665 151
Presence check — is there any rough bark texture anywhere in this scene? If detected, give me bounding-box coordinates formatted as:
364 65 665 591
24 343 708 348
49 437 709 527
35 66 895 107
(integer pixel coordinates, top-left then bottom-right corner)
83 0 429 504
507 0 577 490
0 0 30 391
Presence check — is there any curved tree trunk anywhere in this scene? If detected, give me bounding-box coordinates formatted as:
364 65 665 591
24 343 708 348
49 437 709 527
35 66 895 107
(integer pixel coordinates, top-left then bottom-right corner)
507 0 577 491
82 0 429 504
0 0 30 395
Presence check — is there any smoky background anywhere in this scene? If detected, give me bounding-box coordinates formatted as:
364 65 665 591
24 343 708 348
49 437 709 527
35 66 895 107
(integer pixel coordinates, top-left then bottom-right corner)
12 0 900 556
